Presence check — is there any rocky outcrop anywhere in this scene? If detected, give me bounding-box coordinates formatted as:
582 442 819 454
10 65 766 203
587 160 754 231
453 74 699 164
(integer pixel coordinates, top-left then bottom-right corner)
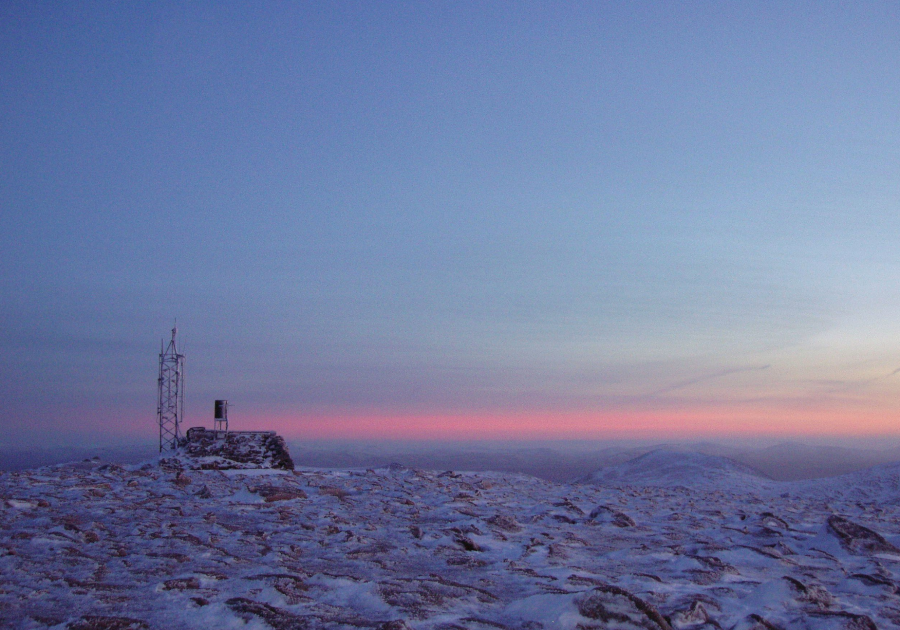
161 427 294 470
577 584 673 630
827 515 900 555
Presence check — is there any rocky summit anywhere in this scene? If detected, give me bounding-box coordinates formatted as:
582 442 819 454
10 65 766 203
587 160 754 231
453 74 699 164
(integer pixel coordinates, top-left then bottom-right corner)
2 452 900 628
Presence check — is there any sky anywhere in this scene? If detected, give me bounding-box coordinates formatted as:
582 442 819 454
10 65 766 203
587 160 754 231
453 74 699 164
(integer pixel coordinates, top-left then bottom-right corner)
1 2 900 448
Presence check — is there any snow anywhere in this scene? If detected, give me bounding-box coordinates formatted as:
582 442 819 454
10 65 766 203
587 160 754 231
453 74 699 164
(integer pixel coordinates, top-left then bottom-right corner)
1 453 898 628
582 449 774 491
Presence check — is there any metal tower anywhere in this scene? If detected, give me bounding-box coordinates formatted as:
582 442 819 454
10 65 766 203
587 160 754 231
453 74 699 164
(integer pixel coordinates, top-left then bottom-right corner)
157 325 185 454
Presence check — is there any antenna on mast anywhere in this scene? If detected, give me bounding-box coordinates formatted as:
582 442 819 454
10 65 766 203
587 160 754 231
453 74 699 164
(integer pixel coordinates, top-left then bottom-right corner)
157 323 185 454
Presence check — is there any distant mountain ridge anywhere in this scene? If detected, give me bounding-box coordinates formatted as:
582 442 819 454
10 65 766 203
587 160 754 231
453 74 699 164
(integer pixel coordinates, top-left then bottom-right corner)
795 459 900 502
5 439 900 483
581 449 772 489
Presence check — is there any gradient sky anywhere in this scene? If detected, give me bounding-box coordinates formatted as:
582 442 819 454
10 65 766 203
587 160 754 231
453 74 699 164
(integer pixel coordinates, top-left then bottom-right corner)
2 2 900 447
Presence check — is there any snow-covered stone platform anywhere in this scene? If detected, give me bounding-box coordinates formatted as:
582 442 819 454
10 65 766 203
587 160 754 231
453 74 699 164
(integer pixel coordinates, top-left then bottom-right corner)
161 427 294 471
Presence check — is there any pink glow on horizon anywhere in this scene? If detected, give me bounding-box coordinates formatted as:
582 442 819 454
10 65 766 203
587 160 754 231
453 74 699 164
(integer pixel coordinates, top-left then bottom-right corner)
224 404 900 441
50 400 900 448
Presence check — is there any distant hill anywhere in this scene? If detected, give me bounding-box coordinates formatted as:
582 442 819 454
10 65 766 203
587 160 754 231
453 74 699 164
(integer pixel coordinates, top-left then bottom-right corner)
793 459 900 502
730 442 900 481
5 439 900 482
288 442 649 482
581 449 772 489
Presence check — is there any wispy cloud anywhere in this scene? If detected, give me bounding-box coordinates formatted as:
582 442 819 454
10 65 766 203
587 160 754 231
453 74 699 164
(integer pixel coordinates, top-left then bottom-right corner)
649 364 772 397
812 367 900 394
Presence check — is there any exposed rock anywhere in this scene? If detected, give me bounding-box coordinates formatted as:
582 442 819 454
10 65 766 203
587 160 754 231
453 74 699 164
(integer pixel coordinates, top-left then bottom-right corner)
577 584 673 629
161 428 295 471
769 541 795 556
454 534 482 552
759 512 789 531
252 484 307 502
318 485 349 500
195 484 212 498
690 555 737 576
67 616 149 630
848 572 897 592
589 504 636 527
486 513 522 532
226 598 307 630
827 514 900 555
732 614 785 630
554 497 586 515
378 576 495 618
666 599 712 629
163 577 200 590
547 543 569 559
782 576 833 609
808 610 878 630
664 594 725 629
246 574 309 605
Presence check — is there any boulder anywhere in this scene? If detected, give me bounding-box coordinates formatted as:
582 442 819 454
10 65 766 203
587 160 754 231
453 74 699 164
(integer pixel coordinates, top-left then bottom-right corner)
828 515 900 555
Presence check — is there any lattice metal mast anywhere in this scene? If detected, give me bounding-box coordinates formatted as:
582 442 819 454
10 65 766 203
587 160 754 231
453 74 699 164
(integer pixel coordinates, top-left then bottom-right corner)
157 325 185 454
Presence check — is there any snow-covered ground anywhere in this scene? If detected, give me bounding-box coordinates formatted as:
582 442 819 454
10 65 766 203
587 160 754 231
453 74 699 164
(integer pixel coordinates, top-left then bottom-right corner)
2 451 900 629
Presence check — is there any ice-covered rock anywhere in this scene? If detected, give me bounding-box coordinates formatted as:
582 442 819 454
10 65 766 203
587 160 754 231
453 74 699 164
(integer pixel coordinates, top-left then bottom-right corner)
577 584 672 629
160 427 294 470
828 515 900 555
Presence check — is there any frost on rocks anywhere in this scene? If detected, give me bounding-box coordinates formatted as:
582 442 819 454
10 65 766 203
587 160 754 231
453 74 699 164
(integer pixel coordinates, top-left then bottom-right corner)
3 451 900 628
160 427 295 471
827 515 900 556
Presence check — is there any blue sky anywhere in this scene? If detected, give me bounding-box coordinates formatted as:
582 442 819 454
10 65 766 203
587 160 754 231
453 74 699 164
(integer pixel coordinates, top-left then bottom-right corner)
2 2 899 446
